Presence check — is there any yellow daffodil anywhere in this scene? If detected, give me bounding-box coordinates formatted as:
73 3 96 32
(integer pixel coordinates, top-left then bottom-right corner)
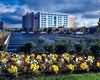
30 63 39 72
51 64 59 74
11 57 18 62
7 65 18 75
42 54 47 58
87 56 94 64
49 54 58 62
25 55 30 64
96 61 100 68
66 64 75 72
80 62 89 71
1 58 8 64
62 53 71 63
36 55 42 61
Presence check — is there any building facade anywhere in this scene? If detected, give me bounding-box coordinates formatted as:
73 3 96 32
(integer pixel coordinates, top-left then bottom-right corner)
22 12 34 32
35 12 68 29
0 21 4 30
68 15 76 29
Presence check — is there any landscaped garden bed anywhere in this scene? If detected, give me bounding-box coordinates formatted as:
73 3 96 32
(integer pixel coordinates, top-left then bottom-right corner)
0 51 99 76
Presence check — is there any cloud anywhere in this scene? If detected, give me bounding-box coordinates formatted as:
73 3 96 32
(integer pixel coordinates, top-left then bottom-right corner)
82 11 100 18
0 4 17 14
1 16 21 24
0 4 32 26
58 0 100 14
0 4 21 25
19 0 100 14
0 0 100 27
5 23 22 28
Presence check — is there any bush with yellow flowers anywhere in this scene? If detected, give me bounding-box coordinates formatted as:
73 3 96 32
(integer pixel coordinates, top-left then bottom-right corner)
1 58 8 64
87 56 94 65
36 54 42 62
80 62 89 71
66 64 76 72
49 64 59 74
49 54 58 62
7 64 18 76
96 61 100 68
0 51 99 75
30 63 39 73
62 53 71 63
24 55 31 64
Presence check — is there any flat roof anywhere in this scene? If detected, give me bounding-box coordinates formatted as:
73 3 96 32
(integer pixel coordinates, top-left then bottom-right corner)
37 12 68 16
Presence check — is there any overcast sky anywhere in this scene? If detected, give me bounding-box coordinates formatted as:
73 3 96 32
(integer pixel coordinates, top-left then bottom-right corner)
0 0 100 28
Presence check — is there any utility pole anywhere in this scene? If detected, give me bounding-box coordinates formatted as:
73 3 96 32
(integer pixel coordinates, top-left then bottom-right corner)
97 18 100 33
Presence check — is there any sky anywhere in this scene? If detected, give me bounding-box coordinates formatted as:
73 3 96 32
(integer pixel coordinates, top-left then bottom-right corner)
0 0 100 28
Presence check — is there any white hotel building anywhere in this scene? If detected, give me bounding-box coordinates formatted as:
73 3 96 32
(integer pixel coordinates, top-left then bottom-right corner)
34 12 68 30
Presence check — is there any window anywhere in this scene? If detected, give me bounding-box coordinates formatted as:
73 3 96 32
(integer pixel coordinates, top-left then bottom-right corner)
48 15 52 24
53 16 56 26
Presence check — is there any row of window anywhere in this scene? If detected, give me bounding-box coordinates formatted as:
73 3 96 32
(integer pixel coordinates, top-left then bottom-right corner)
41 15 67 19
41 15 67 27
41 21 67 24
42 23 67 26
41 19 67 22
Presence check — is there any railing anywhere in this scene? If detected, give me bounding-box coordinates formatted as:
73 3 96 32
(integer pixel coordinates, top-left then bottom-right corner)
4 32 11 50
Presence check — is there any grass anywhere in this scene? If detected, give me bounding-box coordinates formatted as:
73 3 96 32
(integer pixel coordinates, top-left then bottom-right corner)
36 73 100 80
0 73 100 80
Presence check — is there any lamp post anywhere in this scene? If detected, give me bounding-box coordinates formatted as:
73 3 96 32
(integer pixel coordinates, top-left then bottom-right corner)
97 18 100 33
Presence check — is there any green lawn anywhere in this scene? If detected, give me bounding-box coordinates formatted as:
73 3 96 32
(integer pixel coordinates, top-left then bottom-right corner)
0 73 100 80
37 73 100 80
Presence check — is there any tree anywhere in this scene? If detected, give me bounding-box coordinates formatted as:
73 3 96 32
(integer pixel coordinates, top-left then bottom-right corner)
55 38 68 54
90 45 100 57
47 27 52 33
0 45 4 51
43 28 47 32
74 44 82 54
55 43 67 54
18 42 36 54
44 43 55 53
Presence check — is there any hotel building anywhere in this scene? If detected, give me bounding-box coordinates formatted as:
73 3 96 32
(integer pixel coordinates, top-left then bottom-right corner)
68 15 76 29
0 21 4 30
35 12 68 30
22 12 34 32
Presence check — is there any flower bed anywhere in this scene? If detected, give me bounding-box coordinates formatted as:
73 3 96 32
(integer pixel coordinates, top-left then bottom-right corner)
0 51 99 76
